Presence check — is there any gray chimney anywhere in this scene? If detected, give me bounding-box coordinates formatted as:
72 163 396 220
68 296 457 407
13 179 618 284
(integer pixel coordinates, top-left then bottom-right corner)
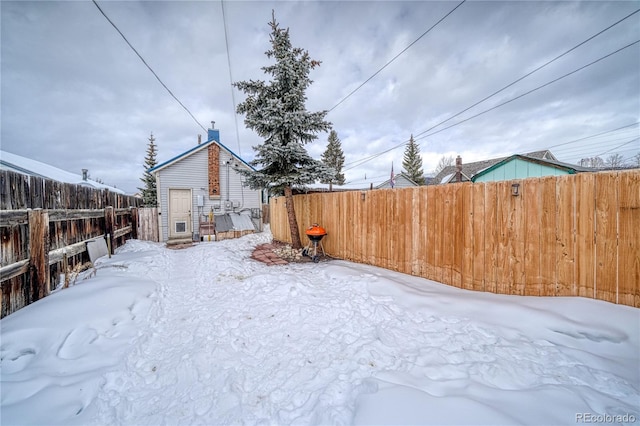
198 134 202 145
82 169 88 181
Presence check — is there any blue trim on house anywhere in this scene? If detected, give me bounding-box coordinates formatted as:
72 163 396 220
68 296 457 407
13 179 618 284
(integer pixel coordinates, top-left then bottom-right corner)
470 154 585 182
148 130 255 173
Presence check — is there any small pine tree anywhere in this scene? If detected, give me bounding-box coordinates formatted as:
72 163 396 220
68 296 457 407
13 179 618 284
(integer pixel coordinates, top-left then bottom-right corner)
402 135 426 185
139 132 158 207
321 130 346 186
234 12 332 249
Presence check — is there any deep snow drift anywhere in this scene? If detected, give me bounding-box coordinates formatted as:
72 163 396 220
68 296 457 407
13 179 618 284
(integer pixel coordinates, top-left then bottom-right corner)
1 230 638 425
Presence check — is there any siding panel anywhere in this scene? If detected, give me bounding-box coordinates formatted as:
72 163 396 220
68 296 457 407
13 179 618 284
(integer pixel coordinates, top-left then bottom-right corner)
155 146 262 242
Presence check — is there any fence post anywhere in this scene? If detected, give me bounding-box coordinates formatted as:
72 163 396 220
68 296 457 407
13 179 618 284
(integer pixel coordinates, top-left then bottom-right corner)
105 206 114 254
131 207 138 239
28 209 50 300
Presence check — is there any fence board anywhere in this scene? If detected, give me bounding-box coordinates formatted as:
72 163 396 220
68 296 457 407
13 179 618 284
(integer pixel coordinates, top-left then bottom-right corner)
424 187 437 281
595 173 618 303
618 172 639 307
483 182 498 294
269 171 639 307
338 192 353 260
451 184 463 288
347 191 358 263
409 188 420 276
400 188 412 275
540 177 557 297
461 184 474 290
419 188 429 278
511 182 526 296
575 173 595 299
444 185 456 286
138 207 159 242
433 185 445 283
556 176 575 297
28 210 50 300
523 179 541 296
495 181 511 295
471 184 485 292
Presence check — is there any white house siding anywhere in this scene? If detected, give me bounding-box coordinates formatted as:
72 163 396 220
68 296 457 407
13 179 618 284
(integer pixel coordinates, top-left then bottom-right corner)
376 174 418 189
155 145 261 242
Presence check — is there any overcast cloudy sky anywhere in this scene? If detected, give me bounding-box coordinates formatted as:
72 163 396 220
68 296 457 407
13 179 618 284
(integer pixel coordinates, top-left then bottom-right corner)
2 0 638 194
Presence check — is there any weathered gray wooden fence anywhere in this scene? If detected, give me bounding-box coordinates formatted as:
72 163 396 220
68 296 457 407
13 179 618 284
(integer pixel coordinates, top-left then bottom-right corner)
0 170 145 318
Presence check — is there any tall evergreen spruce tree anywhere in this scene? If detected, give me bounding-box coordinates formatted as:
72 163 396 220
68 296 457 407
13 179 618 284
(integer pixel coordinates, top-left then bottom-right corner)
402 135 426 185
321 130 346 187
234 13 332 249
139 132 158 207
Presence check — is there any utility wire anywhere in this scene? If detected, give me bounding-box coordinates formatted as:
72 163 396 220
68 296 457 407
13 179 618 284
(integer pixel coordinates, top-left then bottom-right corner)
415 8 640 137
343 10 639 170
554 136 640 156
328 0 466 113
221 0 242 156
414 40 640 143
594 137 640 157
547 122 639 148
92 0 207 133
345 38 639 171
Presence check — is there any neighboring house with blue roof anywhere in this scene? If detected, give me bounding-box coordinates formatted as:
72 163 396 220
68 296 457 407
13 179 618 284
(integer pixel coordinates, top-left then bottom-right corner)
149 126 262 244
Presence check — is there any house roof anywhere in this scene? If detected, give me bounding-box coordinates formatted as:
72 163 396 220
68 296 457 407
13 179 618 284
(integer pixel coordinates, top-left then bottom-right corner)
149 131 254 174
432 150 568 184
296 172 432 193
471 154 593 182
375 172 419 189
0 150 125 194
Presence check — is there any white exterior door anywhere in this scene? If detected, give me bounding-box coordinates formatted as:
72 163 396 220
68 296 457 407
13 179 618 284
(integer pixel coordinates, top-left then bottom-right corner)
168 189 192 239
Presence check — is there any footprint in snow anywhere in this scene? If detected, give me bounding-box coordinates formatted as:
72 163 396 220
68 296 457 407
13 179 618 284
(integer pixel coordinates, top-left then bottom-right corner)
57 327 100 360
1 348 37 374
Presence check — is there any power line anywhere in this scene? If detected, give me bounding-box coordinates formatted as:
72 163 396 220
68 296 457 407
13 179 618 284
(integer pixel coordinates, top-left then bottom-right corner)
547 122 639 148
221 0 242 156
345 41 639 171
342 10 639 171
414 40 640 143
328 0 466 113
553 134 640 152
554 137 640 156
413 8 640 137
92 0 207 133
595 137 640 158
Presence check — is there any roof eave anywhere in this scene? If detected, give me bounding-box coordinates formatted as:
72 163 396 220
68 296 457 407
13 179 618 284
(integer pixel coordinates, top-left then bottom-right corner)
149 138 256 174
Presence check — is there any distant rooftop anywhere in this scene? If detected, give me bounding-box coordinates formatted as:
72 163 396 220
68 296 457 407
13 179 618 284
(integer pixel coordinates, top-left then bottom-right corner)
0 150 125 194
432 150 578 184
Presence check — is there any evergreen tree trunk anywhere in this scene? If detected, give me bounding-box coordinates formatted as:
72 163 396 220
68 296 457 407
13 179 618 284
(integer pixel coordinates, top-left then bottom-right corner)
284 186 302 249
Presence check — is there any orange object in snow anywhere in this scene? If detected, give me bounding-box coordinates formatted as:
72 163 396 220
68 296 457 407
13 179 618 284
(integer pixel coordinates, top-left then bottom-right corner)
305 224 327 238
303 224 327 263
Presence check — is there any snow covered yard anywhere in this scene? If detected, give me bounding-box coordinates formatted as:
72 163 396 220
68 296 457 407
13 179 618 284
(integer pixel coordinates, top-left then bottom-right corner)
1 230 638 426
